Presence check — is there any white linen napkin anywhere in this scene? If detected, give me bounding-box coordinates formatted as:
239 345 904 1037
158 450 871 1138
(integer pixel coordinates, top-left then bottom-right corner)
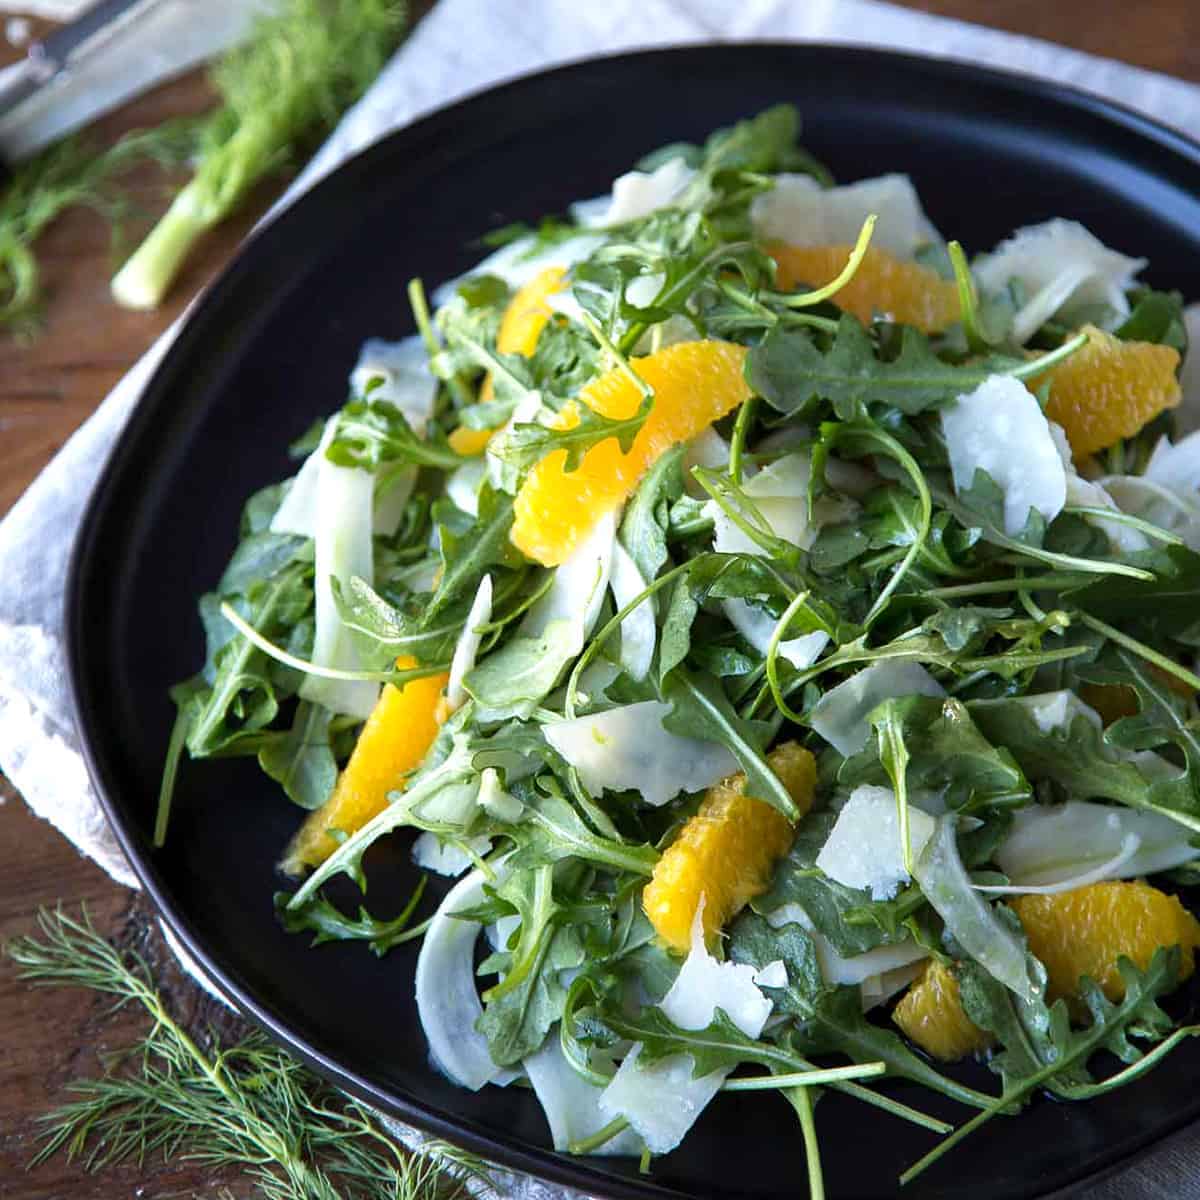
6 2 1200 1196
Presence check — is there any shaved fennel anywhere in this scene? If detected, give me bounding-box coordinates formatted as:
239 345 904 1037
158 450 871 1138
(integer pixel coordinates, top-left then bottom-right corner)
415 865 517 1090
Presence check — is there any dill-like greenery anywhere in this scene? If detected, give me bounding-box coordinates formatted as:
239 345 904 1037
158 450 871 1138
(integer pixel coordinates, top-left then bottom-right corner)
0 122 196 335
6 907 489 1200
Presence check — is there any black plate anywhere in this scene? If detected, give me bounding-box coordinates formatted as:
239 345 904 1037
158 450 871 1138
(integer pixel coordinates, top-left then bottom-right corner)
68 44 1200 1200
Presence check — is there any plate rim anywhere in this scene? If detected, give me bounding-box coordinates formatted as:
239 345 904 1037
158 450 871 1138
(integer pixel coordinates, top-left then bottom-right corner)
65 40 1200 1200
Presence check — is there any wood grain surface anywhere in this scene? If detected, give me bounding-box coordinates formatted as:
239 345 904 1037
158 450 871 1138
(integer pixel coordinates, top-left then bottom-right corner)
2 3 1199 1196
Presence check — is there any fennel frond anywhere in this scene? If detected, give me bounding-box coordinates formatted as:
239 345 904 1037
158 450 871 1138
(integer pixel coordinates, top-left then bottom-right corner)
0 122 196 335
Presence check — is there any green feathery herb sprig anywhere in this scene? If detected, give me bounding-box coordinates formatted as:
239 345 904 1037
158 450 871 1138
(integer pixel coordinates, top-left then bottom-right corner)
6 907 489 1200
0 123 198 335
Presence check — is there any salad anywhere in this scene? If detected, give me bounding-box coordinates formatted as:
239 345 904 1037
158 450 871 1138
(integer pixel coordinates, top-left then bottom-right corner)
160 105 1200 1193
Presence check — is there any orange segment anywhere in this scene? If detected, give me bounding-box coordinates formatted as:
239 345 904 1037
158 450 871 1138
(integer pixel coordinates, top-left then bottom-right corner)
281 655 449 875
512 339 752 566
892 960 994 1062
1010 880 1200 1003
1030 324 1181 459
475 265 567 408
769 242 961 333
643 742 815 952
448 426 493 456
893 882 1200 1060
498 266 566 356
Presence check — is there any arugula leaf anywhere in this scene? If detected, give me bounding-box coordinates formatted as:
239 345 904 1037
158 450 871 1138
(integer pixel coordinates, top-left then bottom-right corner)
480 865 558 1002
505 783 659 878
289 733 482 904
957 955 1065 1090
690 641 760 679
258 700 337 810
952 921 1180 1105
930 472 1151 580
730 915 995 1110
631 106 828 218
956 806 1016 869
906 949 1185 1183
525 312 603 399
838 696 1031 813
690 466 803 565
809 519 872 574
594 1004 789 1078
465 620 580 720
661 668 797 819
218 530 308 596
426 487 520 621
493 393 652 475
620 444 686 583
968 695 1200 831
636 141 702 172
926 606 1014 654
752 810 921 956
809 474 978 596
603 895 679 1000
656 574 699 684
474 865 588 1066
456 271 510 308
557 895 681 1075
699 103 811 180
952 467 1046 549
478 923 583 1065
775 615 1082 708
584 211 772 354
433 298 525 406
1069 958 1181 1076
187 562 313 756
749 317 1007 421
334 575 464 670
479 214 579 251
1069 544 1200 638
162 489 317 832
274 877 427 956
480 725 629 841
1114 287 1187 352
1078 646 1200 760
327 399 468 471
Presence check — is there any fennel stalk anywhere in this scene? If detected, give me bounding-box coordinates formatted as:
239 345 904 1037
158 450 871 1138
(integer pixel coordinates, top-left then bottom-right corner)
111 0 408 310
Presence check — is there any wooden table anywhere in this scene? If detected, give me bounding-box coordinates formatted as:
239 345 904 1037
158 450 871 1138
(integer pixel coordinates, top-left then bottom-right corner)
2 4 1199 1195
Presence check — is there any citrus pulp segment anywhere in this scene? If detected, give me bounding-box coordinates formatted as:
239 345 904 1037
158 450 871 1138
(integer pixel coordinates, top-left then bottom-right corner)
769 242 961 333
282 656 449 874
643 741 816 952
511 340 752 566
1034 324 1180 459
